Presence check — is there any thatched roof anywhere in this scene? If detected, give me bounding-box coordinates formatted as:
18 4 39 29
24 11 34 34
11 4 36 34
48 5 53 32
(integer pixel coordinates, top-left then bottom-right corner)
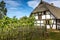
31 1 60 19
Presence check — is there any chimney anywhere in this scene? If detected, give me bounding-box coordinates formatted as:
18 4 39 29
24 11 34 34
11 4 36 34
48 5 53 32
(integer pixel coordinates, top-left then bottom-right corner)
51 3 54 6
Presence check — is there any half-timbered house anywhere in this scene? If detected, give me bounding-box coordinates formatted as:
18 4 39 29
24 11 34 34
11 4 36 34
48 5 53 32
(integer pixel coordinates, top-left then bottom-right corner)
30 0 60 29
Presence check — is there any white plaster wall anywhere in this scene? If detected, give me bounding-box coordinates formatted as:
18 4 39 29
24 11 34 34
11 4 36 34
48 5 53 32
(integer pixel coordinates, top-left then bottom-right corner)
34 14 38 19
35 16 38 19
40 20 43 23
36 20 43 23
42 15 50 19
52 25 56 29
34 21 40 26
37 21 40 23
51 15 55 19
51 20 54 23
51 20 56 24
46 11 50 15
54 21 56 24
46 11 50 19
42 15 45 19
46 25 50 29
46 15 50 19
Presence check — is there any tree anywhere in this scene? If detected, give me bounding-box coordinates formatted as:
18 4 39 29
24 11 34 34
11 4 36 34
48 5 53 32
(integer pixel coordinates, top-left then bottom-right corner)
0 0 7 19
19 15 35 27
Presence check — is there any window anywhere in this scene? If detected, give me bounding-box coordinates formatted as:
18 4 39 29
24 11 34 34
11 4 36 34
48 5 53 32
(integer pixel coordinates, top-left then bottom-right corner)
46 11 50 19
38 13 42 20
42 15 45 19
35 16 38 19
52 25 56 29
49 20 54 24
46 15 50 19
40 20 43 23
46 11 50 15
34 13 38 19
46 25 50 29
39 13 42 15
37 21 40 23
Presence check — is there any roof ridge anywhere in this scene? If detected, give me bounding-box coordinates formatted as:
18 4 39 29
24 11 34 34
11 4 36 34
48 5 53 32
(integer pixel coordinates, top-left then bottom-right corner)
42 1 60 9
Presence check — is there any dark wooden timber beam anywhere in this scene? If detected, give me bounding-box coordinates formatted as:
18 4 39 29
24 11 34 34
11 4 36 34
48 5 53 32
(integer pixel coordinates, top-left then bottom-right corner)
56 19 57 29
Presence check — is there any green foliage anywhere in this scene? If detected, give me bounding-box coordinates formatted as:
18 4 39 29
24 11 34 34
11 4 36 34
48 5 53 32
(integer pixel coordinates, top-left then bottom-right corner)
19 15 35 27
0 15 35 40
0 16 60 40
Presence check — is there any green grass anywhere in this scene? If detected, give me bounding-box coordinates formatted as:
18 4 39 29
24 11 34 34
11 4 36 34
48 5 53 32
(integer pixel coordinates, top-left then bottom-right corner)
46 31 60 40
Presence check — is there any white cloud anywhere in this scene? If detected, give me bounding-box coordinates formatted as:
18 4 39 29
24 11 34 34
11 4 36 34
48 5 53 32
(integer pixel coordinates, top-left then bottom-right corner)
5 0 20 7
27 0 60 9
27 0 40 9
49 0 60 8
8 7 18 10
7 10 23 18
0 0 21 7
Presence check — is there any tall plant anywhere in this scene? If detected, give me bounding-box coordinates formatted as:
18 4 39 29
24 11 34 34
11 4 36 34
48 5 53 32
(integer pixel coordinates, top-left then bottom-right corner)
19 15 35 27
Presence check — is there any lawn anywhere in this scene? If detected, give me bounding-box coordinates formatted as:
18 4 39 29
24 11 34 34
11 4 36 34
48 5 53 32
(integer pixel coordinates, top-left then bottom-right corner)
46 30 60 40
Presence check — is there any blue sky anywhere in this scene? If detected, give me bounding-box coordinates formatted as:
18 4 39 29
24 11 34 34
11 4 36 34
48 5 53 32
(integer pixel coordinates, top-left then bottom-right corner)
0 0 60 18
